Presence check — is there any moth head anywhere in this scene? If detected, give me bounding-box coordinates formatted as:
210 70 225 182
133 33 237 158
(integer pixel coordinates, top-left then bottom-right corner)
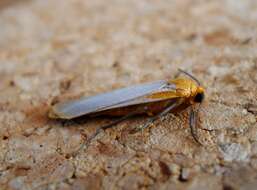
193 87 205 103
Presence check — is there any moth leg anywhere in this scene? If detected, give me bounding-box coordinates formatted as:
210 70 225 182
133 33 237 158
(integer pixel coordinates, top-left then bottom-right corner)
72 113 135 157
189 108 202 145
132 101 181 133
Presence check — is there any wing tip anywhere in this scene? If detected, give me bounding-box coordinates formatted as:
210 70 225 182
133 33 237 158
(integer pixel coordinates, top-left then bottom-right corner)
48 104 73 120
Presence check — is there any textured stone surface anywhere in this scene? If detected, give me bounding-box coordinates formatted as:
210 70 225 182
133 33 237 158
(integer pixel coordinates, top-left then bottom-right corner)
0 0 256 189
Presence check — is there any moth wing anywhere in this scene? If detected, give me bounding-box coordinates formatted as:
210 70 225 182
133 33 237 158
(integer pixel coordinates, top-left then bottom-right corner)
97 88 177 111
50 80 176 119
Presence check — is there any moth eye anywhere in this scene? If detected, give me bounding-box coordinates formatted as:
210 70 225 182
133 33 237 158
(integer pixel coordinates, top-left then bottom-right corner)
194 93 204 103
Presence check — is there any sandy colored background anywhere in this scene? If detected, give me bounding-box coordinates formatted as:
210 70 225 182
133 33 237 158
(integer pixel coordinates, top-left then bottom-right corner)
0 0 257 189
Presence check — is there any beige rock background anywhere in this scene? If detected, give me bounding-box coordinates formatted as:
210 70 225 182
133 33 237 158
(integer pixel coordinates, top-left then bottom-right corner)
0 0 257 189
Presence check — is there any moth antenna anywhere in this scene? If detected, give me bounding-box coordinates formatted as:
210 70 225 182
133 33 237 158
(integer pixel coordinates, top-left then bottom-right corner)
178 69 201 86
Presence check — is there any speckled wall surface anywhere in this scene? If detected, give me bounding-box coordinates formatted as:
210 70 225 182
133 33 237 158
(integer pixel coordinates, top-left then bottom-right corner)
0 0 257 189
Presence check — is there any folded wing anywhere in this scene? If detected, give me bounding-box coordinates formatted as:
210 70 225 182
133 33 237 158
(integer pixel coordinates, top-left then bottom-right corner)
50 80 176 119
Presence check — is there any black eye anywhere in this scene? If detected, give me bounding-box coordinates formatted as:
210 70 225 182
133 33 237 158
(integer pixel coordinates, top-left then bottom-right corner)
194 93 204 103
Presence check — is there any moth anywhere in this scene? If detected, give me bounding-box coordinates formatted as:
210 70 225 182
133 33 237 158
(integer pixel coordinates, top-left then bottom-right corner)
49 69 205 144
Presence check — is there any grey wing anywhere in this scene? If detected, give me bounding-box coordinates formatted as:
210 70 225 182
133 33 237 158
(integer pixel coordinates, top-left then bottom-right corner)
98 84 177 111
50 80 176 119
